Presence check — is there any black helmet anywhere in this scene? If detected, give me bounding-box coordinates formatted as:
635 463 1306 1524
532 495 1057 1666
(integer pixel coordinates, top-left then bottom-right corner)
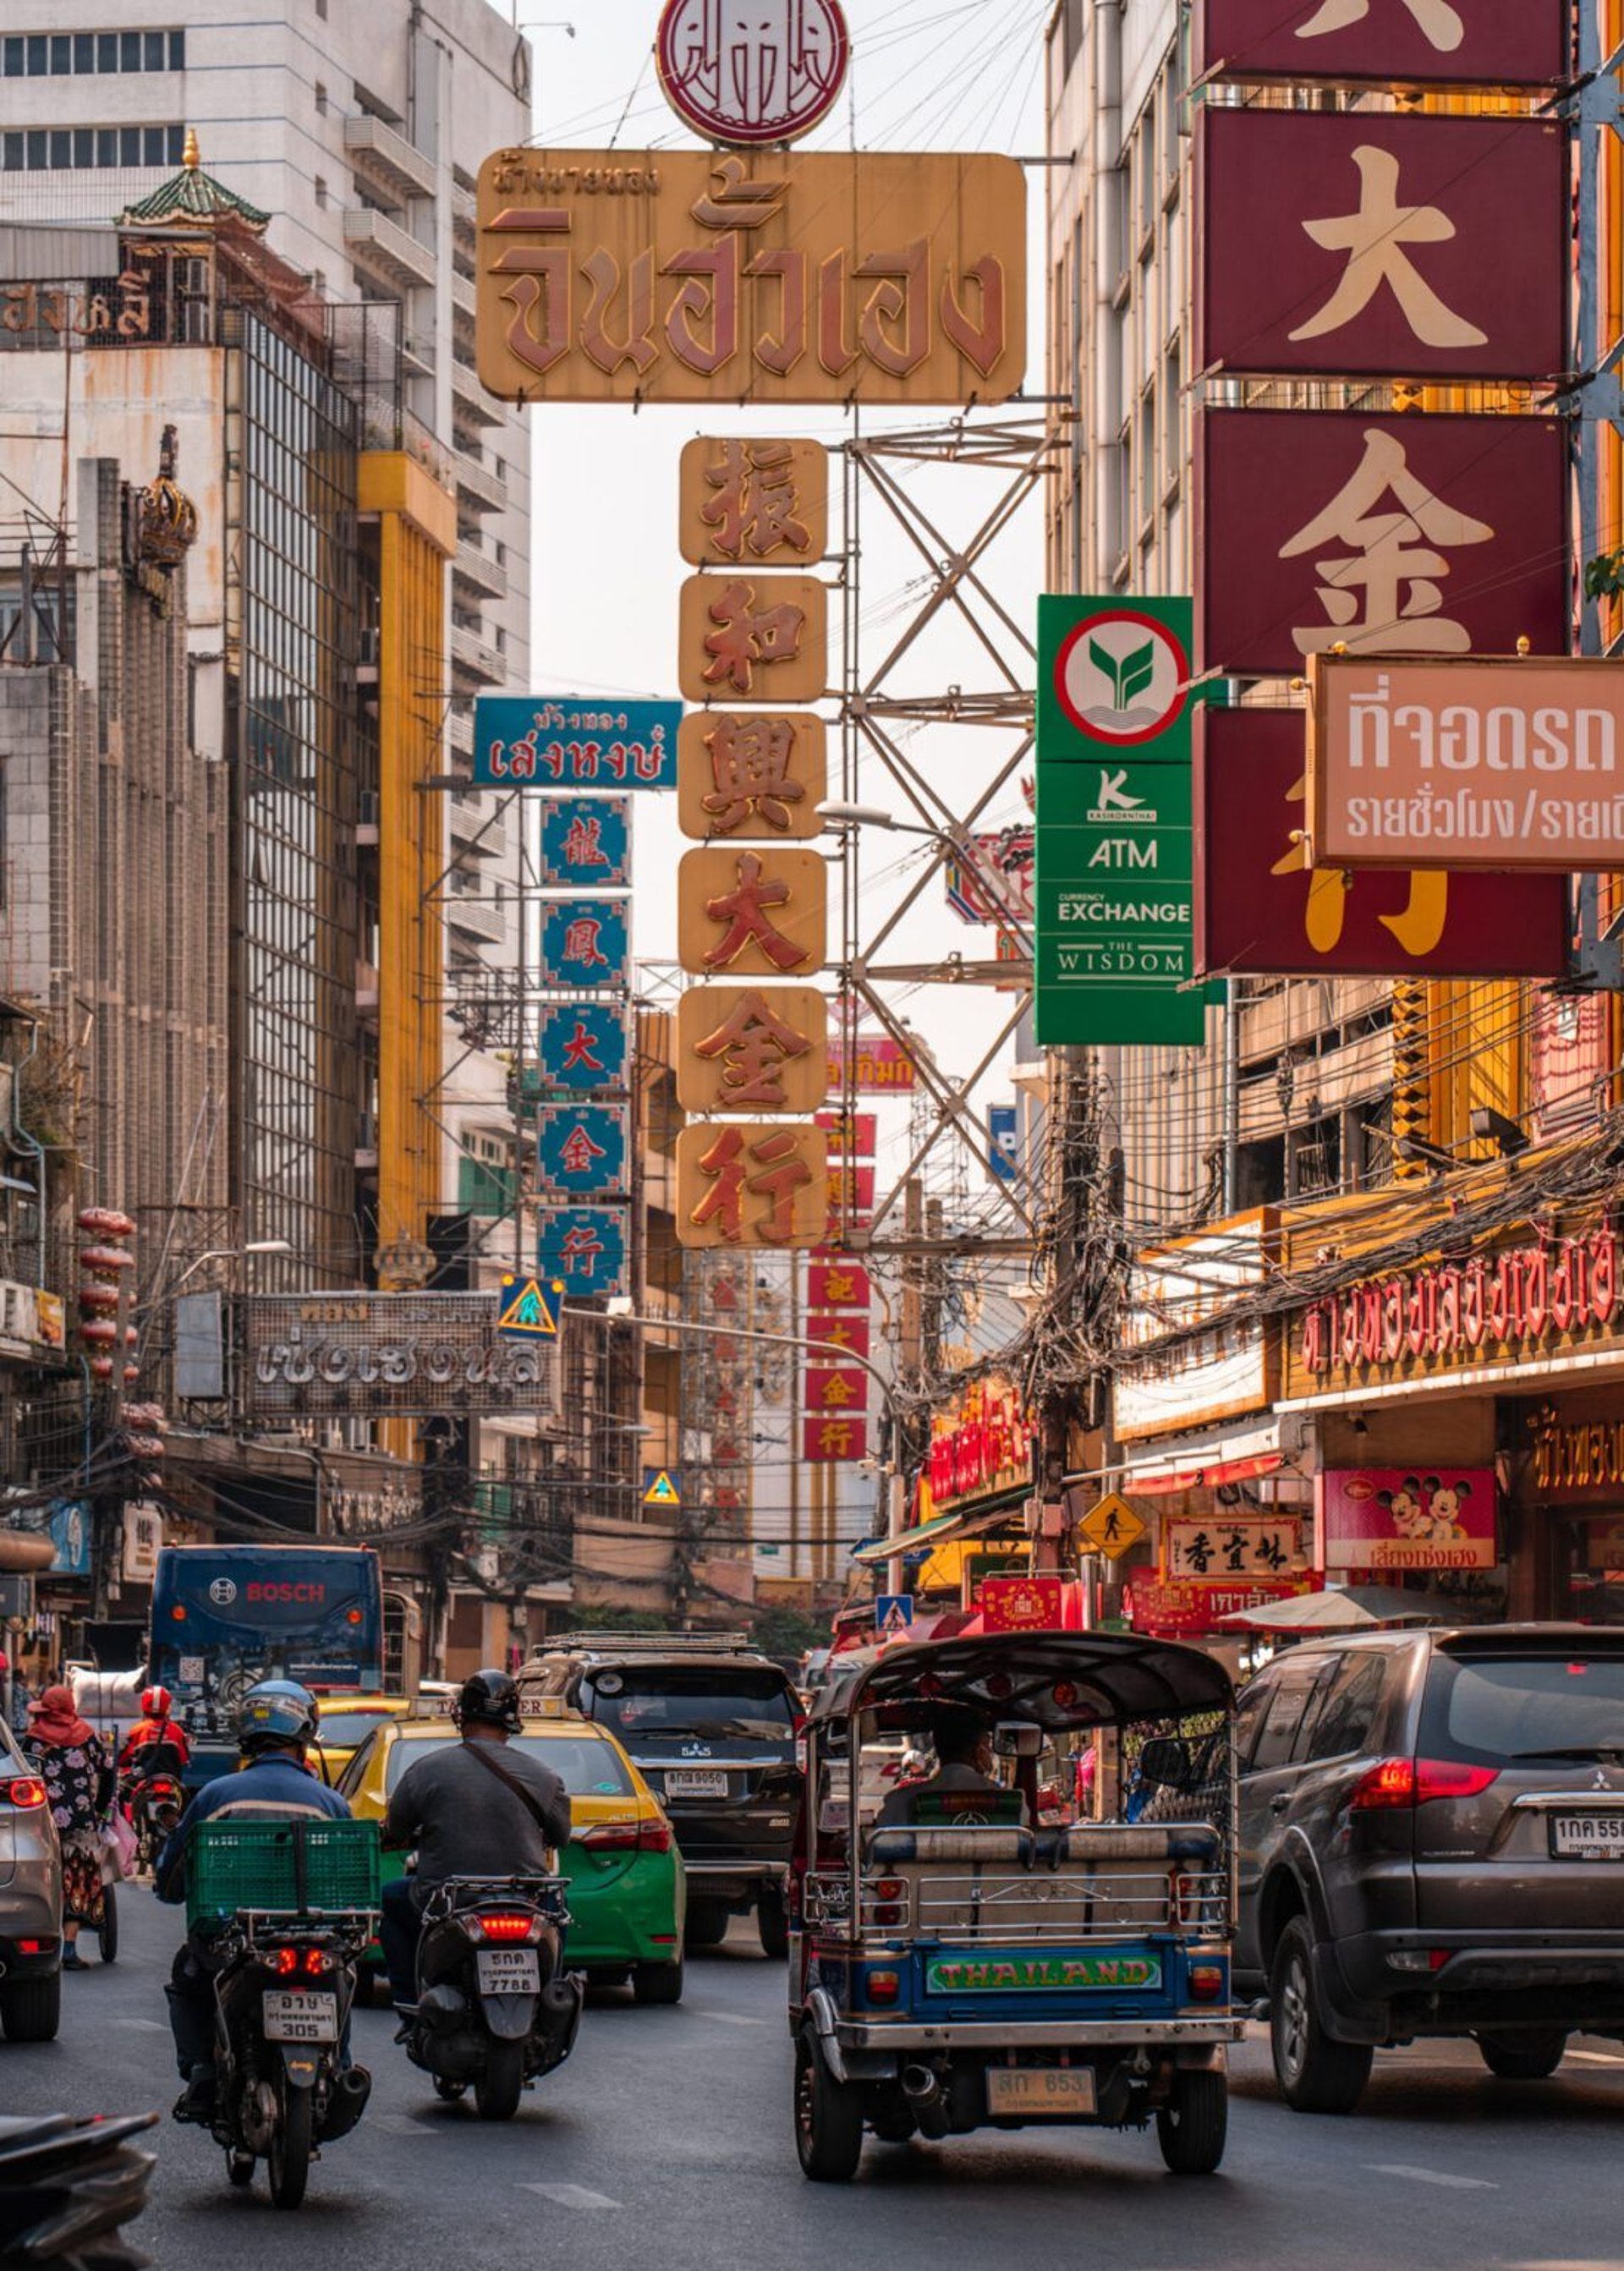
456 1667 521 1735
239 1678 320 1756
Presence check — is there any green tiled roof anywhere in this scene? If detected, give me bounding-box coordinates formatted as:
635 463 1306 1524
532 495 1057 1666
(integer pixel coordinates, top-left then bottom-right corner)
119 130 269 231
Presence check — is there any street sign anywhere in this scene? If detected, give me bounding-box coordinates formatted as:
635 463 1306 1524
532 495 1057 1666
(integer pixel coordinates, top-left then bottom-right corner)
472 697 682 790
643 1468 682 1509
497 1275 562 1341
1078 1494 1147 1561
988 1103 1018 1184
876 1593 914 1637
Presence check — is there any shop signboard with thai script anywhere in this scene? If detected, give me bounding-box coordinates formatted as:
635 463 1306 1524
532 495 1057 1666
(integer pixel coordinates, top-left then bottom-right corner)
1309 656 1624 872
472 697 681 788
1124 1576 1313 1639
1320 1468 1497 1573
1198 112 1565 382
1114 1212 1278 1441
1196 708 1569 979
1166 1518 1303 1583
1532 1413 1624 1498
476 149 1026 407
826 1034 917 1092
1198 411 1568 681
1195 0 1569 89
241 1294 557 1419
926 1374 1034 1515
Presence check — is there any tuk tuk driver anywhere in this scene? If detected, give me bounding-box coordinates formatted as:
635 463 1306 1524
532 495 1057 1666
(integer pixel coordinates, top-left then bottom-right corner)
875 1704 1023 1829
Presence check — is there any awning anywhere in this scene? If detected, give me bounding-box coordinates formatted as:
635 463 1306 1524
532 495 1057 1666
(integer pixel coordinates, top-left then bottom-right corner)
849 1494 1026 1569
1126 1451 1283 1496
1115 1417 1284 1496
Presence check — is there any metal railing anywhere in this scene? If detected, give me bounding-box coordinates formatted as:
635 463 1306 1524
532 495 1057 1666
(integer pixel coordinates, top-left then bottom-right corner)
806 1860 1228 1944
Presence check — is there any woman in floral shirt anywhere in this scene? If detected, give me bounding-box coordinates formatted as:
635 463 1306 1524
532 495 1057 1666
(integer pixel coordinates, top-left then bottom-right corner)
25 1685 113 1968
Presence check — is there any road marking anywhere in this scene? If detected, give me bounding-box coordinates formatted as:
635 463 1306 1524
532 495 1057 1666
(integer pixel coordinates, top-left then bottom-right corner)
112 2018 167 2032
376 2115 455 2136
519 2183 620 2211
689 2008 765 2027
1365 2164 1497 2191
1566 2049 1624 2067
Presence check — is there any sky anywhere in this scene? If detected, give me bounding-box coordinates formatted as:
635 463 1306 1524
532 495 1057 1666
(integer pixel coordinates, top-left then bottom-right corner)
508 0 1054 1237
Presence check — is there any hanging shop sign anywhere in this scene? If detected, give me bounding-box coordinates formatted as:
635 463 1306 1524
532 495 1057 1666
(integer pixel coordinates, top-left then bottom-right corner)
122 1502 162 1586
827 1160 875 1226
678 573 828 706
1198 410 1568 682
1165 1517 1303 1585
1309 656 1624 873
242 1294 557 1419
678 711 826 841
656 0 850 146
534 1002 630 1093
535 1103 630 1198
1320 1468 1497 1574
472 696 681 788
677 984 829 1115
1125 1576 1313 1639
678 436 829 567
536 1205 630 1300
538 796 632 888
1196 708 1569 979
926 1374 1034 1516
1195 0 1569 90
538 898 630 989
47 1500 91 1578
1114 1212 1279 1442
804 1413 868 1462
978 1576 1076 1632
808 1257 870 1310
815 1110 876 1155
676 1123 830 1250
826 1033 917 1092
806 1312 871 1363
946 829 1034 925
678 845 827 977
1198 111 1566 383
476 148 1026 408
804 1364 870 1416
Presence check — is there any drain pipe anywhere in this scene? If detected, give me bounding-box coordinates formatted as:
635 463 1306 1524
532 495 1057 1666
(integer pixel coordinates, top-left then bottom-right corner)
1092 0 1123 586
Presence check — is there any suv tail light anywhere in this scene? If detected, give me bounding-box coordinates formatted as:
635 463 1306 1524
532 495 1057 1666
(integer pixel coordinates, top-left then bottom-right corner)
1350 1758 1501 1811
3 1777 47 1810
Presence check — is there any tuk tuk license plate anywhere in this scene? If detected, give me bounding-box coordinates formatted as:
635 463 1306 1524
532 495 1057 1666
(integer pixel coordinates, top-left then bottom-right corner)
477 1947 541 1994
261 1991 338 2044
1550 1813 1624 1859
987 2067 1096 2117
665 1769 728 1798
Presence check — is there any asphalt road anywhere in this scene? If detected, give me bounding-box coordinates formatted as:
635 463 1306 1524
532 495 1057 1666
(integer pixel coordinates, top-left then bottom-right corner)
4 1890 1623 2271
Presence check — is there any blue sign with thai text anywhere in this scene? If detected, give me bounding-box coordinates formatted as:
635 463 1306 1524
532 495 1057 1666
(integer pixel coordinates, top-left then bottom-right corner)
537 1205 628 1300
473 697 682 789
539 899 629 989
539 796 632 889
534 1003 629 1093
536 1104 629 1198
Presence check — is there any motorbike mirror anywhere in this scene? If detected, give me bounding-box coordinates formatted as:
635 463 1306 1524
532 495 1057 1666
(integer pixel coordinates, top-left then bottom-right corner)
1135 1736 1197 1791
993 1723 1042 1759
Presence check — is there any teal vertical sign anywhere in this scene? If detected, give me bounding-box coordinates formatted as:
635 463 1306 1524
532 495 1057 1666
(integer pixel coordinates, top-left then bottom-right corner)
1034 595 1205 1047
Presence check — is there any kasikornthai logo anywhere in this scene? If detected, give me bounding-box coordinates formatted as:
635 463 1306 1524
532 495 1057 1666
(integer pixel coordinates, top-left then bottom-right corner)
1054 609 1190 747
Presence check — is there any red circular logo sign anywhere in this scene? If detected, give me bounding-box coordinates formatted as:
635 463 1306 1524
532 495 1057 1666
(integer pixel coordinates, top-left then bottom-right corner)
656 0 851 148
1053 608 1191 749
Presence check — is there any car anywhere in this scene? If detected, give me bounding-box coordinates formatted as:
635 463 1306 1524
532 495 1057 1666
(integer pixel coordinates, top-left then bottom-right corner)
310 1692 419 1782
517 1632 803 1956
1233 1622 1624 2112
337 1707 687 2004
0 1717 64 2042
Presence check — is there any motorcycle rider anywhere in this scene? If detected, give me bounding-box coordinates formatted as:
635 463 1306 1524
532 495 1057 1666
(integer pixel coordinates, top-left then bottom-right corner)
379 1668 571 2015
155 1679 356 2121
118 1684 192 1774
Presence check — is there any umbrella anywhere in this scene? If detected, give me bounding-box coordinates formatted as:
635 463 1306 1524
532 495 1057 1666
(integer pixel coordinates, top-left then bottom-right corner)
1215 1591 1404 1633
1341 1583 1458 1626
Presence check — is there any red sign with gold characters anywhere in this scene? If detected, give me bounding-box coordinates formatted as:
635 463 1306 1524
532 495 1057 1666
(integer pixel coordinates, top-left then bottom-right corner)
977 1576 1078 1633
807 1258 870 1310
1195 0 1569 90
1320 1468 1496 1573
926 1376 1034 1515
1126 1577 1314 1639
804 1414 868 1462
656 0 851 147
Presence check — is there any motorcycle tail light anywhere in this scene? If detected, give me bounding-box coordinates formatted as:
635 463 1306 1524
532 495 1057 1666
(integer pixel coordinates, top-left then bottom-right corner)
303 1947 332 1976
477 1912 536 1942
266 1946 299 1976
4 1778 47 1810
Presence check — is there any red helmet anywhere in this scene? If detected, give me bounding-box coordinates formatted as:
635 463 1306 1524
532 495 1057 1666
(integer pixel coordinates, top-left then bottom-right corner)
140 1685 173 1719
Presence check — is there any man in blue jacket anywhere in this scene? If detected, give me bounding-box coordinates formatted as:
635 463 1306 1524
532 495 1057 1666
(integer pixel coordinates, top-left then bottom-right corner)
156 1679 353 2120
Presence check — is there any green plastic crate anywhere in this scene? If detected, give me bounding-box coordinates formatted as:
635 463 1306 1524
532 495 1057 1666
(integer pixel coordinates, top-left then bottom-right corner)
185 1818 381 1929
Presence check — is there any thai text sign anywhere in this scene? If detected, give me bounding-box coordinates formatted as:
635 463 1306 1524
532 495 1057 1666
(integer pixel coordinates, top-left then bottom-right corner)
473 697 681 788
1533 1413 1624 1499
1195 0 1569 89
1115 1212 1278 1441
678 437 828 567
242 1294 557 1419
1309 656 1624 872
676 1123 830 1249
1199 411 1568 680
476 148 1026 407
1166 1518 1303 1583
827 1033 917 1092
678 712 826 840
1320 1468 1496 1573
1196 709 1568 978
1126 1577 1312 1638
677 984 829 1114
1199 111 1566 381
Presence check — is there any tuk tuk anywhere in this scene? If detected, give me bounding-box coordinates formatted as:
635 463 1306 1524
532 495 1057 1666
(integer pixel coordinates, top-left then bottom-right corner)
787 1631 1239 2181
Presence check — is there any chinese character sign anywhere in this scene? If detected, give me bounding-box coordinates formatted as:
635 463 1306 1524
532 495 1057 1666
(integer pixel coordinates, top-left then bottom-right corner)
539 796 632 887
1166 1518 1303 1583
803 1414 869 1462
473 697 681 788
806 1311 871 1362
476 149 1026 407
804 1363 869 1414
1196 0 1568 88
535 1104 629 1197
808 1258 870 1309
678 846 827 977
1199 411 1568 680
535 1001 631 1091
678 573 827 705
678 711 826 840
677 983 829 1114
537 1205 629 1298
676 1123 830 1248
540 898 630 988
1199 112 1565 382
679 437 829 566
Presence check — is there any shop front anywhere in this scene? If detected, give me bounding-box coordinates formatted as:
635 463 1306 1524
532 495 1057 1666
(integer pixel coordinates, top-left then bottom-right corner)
1512 1394 1624 1625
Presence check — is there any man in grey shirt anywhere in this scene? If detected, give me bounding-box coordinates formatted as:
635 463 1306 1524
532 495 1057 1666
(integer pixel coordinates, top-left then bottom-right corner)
875 1704 1023 1829
379 1668 570 2009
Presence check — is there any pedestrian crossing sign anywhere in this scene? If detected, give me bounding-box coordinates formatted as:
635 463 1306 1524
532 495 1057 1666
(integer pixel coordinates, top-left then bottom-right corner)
643 1468 682 1508
497 1275 562 1340
876 1594 914 1637
1078 1493 1144 1561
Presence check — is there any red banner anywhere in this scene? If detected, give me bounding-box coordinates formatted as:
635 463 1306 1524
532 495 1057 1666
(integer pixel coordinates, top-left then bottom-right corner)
1125 1577 1313 1638
803 1364 870 1415
826 1034 917 1092
803 1414 868 1462
1199 112 1565 383
1195 0 1569 90
815 1110 877 1156
1195 709 1568 978
806 1313 872 1363
807 1259 871 1309
977 1576 1083 1632
1199 409 1568 682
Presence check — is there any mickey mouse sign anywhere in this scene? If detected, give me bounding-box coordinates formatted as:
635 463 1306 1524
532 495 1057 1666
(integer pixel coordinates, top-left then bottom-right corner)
1320 1467 1497 1572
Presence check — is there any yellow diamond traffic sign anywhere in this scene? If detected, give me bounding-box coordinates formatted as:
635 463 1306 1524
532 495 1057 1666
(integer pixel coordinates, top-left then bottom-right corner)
497 1275 562 1339
1077 1493 1145 1561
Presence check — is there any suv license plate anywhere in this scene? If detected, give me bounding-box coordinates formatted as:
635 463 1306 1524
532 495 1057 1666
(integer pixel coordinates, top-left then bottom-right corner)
1550 1813 1624 1860
665 1769 728 1798
262 1990 338 2043
477 1948 541 1994
986 2067 1096 2117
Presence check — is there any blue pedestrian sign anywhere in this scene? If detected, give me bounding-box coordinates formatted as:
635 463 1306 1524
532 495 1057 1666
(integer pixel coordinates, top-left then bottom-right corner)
537 1205 628 1300
642 1468 682 1509
539 796 632 889
535 1003 629 1093
539 898 629 989
536 1104 628 1199
876 1594 914 1639
472 697 682 790
497 1275 562 1341
988 1103 1019 1184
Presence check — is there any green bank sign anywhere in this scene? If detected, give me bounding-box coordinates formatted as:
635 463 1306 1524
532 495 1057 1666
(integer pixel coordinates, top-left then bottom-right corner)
1034 596 1204 1047
926 1951 1164 1994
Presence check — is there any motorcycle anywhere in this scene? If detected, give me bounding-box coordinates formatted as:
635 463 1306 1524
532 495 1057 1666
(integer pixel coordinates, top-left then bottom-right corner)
122 1742 187 1873
400 1873 583 2120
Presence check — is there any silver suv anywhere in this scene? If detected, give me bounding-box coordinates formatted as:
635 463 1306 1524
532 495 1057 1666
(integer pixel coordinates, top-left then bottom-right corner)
0 1717 63 2042
1234 1625 1624 2111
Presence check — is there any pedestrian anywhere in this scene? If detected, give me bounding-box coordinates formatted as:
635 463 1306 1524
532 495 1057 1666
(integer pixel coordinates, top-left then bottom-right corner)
25 1683 113 1969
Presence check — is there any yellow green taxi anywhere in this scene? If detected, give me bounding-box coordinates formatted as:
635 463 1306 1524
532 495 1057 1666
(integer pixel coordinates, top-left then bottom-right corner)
337 1707 687 2004
312 1693 419 1782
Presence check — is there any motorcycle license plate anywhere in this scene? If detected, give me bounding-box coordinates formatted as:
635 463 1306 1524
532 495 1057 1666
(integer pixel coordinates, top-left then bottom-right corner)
477 1948 541 1994
665 1769 728 1798
1550 1813 1624 1859
261 1990 338 2043
986 2067 1097 2117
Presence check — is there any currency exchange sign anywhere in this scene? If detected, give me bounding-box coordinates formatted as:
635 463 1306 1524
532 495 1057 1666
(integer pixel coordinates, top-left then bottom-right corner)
475 148 1026 408
1198 111 1566 383
1034 596 1204 1047
1195 0 1569 90
473 696 681 789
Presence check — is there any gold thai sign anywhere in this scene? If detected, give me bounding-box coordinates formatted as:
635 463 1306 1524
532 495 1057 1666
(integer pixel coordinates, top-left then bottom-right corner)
678 437 828 567
475 148 1026 406
678 846 828 976
678 711 826 840
677 985 829 1115
678 573 827 705
675 1124 831 1249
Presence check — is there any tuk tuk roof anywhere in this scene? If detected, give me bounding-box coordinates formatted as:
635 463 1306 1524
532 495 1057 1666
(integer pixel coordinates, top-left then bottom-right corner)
806 1630 1233 1733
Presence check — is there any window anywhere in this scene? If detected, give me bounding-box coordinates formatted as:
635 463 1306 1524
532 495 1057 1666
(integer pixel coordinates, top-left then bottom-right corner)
1419 1650 1624 1769
1304 1651 1390 1761
51 33 71 73
1232 1676 1273 1769
315 80 327 113
1248 1654 1330 1774
121 30 141 70
315 174 327 207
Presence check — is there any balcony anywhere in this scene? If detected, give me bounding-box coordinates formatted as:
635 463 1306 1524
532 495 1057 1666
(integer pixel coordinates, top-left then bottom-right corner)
451 791 509 858
452 267 477 325
446 892 512 947
451 623 505 685
452 354 503 429
453 540 507 603
452 447 506 513
344 112 437 203
447 707 475 757
343 206 436 293
452 178 477 237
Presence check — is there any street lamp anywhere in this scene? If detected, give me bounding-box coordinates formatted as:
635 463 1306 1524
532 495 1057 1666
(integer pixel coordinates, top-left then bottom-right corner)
165 1239 294 1299
818 798 942 839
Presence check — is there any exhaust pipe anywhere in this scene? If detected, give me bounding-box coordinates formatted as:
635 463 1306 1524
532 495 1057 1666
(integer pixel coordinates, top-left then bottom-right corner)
320 2065 371 2142
900 2062 947 2138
